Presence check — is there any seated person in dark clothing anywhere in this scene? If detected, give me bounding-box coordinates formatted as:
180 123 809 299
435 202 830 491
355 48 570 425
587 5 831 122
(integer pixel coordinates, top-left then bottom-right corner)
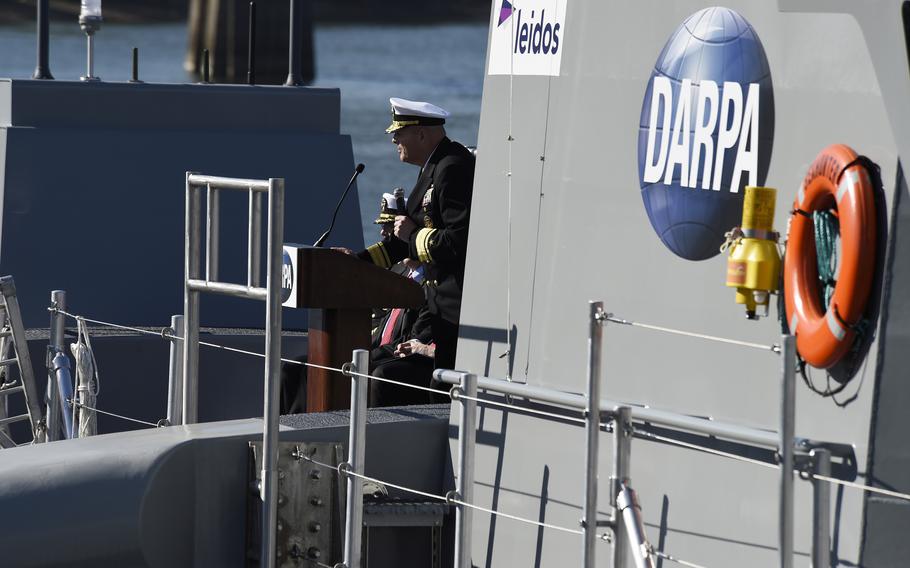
368 262 443 406
370 308 449 407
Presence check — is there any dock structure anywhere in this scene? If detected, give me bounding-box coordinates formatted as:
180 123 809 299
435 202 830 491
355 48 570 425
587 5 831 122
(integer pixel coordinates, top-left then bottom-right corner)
185 0 315 85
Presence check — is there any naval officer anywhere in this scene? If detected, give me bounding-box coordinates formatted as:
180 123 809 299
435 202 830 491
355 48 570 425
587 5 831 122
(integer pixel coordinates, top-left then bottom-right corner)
354 97 476 372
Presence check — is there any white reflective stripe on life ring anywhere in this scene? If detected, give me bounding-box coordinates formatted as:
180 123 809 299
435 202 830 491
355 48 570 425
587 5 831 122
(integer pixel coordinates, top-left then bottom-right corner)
826 309 847 341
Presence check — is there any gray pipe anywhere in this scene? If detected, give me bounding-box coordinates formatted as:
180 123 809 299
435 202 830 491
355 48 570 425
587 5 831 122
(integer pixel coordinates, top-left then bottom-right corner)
779 335 796 568
45 290 66 441
434 367 786 450
260 177 286 568
811 449 831 568
582 301 604 567
52 352 73 439
206 184 220 282
617 485 656 568
612 406 632 568
342 349 369 568
454 372 477 568
182 174 201 425
166 315 185 426
248 191 262 288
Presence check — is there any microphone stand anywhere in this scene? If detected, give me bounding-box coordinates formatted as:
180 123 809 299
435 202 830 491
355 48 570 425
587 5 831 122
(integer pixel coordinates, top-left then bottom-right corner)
313 163 365 247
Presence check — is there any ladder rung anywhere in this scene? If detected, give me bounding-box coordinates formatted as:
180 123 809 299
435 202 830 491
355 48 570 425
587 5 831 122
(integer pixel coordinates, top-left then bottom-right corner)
0 414 30 427
0 385 23 397
0 358 17 368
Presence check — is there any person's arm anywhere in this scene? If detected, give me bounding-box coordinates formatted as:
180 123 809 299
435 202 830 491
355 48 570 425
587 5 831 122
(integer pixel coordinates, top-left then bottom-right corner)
407 160 474 266
355 236 409 269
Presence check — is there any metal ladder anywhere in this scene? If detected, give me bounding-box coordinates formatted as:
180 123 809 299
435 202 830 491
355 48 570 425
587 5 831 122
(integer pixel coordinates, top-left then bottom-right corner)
0 276 46 447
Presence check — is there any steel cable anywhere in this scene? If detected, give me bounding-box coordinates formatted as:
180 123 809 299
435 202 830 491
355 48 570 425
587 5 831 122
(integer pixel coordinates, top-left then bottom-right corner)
604 314 780 353
53 309 910 503
67 399 161 428
652 549 709 568
640 430 910 503
297 453 605 539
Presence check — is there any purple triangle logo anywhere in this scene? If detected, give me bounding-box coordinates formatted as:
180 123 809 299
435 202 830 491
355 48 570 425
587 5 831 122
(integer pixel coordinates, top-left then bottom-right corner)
498 0 514 27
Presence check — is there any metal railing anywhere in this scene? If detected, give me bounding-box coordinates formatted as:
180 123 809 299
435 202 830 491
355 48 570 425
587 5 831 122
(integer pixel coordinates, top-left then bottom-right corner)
182 172 284 568
331 300 844 568
40 295 896 566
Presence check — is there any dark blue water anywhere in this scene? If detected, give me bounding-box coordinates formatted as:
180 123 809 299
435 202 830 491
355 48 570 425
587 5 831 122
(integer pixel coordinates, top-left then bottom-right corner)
0 22 487 242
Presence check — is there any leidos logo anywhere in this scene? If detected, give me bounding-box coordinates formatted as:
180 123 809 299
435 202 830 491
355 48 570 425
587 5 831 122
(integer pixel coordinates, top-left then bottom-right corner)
488 0 567 76
637 7 775 261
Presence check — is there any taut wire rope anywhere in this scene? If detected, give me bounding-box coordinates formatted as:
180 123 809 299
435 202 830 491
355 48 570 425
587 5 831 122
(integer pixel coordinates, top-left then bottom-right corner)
49 308 910 504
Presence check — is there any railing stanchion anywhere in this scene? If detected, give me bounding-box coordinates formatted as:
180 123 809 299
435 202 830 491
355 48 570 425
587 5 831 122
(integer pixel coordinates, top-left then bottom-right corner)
206 183 220 282
454 371 477 568
779 334 796 568
811 448 831 568
182 172 202 425
166 315 185 425
260 178 286 568
248 190 262 287
45 290 66 441
343 349 369 568
612 405 632 568
583 300 604 567
617 484 656 568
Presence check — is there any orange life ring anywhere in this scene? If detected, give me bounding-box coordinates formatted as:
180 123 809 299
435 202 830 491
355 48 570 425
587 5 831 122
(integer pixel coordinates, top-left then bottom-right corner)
784 144 876 369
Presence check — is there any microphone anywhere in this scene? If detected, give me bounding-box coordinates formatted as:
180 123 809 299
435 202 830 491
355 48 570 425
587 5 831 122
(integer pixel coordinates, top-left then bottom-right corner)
313 163 365 247
393 187 406 212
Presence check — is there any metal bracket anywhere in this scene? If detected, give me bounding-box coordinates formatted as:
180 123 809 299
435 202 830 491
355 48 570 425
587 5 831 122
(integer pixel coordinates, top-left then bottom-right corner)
794 438 857 481
248 441 344 567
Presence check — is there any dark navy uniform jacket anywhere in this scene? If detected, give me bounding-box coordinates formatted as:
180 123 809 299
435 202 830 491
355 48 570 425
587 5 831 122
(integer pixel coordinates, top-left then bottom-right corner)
358 137 475 326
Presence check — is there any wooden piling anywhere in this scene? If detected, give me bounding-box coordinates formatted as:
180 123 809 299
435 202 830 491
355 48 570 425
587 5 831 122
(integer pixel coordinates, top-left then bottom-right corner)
186 0 314 84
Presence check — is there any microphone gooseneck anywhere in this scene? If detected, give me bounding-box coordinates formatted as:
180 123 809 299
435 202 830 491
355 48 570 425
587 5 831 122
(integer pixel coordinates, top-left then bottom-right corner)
313 163 365 247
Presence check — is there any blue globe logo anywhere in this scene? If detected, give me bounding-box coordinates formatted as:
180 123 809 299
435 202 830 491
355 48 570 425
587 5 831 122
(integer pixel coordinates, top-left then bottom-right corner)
637 7 775 260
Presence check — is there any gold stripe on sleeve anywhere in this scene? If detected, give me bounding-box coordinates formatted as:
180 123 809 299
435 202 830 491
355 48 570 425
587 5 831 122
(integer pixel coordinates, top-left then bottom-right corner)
416 228 437 263
367 243 392 268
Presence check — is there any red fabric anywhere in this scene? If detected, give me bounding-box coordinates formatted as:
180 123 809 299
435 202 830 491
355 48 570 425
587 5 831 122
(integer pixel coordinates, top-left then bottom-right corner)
380 308 403 346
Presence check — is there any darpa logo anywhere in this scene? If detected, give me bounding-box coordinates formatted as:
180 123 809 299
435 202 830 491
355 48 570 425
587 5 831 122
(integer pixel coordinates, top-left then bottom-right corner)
637 7 775 261
281 250 293 304
488 0 567 76
643 77 760 193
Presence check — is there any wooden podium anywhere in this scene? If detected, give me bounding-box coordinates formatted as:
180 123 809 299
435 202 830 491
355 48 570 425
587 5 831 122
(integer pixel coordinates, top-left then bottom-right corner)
282 245 424 412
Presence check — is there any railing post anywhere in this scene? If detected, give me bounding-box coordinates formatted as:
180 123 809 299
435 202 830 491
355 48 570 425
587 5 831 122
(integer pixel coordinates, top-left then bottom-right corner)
617 485 656 568
454 371 477 568
166 315 185 426
811 448 831 568
343 349 369 568
779 334 796 568
45 290 66 441
612 405 632 568
248 190 262 288
206 183 220 282
260 177 286 568
583 300 604 567
182 173 201 424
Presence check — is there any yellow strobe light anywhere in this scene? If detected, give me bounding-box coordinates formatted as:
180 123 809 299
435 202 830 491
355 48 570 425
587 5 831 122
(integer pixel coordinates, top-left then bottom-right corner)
725 186 782 320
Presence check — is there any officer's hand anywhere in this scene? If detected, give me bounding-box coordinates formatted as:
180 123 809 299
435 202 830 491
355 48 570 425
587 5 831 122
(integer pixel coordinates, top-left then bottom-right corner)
394 339 434 358
331 247 354 256
393 215 417 241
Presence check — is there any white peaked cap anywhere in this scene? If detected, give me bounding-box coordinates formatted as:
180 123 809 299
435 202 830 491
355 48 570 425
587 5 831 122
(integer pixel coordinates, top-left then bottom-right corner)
387 97 450 133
